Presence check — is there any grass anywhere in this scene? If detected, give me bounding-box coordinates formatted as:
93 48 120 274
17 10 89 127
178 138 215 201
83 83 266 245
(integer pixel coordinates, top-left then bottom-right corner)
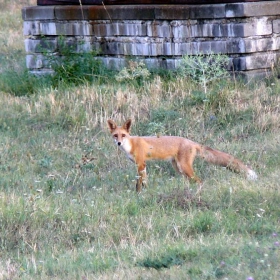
0 1 280 279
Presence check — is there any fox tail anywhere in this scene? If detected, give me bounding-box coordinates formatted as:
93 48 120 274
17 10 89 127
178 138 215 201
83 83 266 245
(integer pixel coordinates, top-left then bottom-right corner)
199 146 258 180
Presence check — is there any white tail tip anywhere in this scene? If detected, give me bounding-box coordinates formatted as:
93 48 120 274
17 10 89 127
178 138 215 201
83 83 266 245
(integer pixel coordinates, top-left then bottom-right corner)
247 169 258 180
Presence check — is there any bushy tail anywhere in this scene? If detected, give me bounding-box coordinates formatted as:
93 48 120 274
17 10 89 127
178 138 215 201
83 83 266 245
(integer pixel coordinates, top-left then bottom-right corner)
199 146 257 180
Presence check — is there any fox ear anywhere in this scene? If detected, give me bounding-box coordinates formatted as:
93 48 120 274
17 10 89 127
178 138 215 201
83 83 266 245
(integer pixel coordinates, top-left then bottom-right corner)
123 119 132 132
107 119 117 132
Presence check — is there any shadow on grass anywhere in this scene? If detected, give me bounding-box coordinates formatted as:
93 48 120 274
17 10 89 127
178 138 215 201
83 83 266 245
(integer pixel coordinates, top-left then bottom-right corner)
157 187 209 210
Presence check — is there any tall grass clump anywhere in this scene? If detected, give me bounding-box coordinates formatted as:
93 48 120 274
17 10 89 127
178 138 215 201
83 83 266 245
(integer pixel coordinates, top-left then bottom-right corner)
0 64 46 96
47 37 112 88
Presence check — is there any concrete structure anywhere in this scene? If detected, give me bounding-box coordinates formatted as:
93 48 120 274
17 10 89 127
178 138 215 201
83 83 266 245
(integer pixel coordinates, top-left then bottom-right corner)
22 2 280 78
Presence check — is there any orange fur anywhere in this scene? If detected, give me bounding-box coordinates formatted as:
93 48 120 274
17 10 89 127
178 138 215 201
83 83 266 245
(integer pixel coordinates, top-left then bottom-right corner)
107 119 257 192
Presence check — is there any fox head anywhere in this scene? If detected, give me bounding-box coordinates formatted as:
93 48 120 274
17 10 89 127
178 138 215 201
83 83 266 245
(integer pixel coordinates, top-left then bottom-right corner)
107 119 132 147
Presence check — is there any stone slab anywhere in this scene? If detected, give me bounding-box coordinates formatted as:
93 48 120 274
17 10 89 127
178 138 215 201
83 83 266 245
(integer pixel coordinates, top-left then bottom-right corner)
25 38 57 53
37 21 92 36
92 21 148 36
22 6 55 20
23 21 41 36
23 3 280 21
273 19 280 34
87 5 156 20
26 54 50 69
55 5 89 20
226 1 280 18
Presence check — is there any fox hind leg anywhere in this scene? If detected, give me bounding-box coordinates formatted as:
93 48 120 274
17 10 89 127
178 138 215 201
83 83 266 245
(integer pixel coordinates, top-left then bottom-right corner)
174 158 203 198
174 156 201 184
181 162 201 184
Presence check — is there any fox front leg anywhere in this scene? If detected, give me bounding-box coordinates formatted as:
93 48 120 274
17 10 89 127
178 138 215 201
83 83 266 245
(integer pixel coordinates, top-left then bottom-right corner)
136 164 147 193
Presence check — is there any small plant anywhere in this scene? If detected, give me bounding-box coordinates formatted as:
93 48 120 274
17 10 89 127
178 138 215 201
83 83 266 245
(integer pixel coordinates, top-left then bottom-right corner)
115 60 151 85
192 211 216 233
179 53 230 94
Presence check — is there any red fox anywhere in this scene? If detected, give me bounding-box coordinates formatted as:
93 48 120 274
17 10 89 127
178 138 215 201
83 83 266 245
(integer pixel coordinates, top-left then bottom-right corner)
107 119 257 192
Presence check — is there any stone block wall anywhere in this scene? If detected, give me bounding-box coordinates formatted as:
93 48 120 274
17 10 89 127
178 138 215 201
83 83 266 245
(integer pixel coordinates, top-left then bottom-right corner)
22 1 280 78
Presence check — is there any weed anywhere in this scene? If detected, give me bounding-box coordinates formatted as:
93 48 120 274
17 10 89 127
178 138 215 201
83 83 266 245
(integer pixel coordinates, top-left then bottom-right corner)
192 211 216 233
179 53 230 94
115 60 151 86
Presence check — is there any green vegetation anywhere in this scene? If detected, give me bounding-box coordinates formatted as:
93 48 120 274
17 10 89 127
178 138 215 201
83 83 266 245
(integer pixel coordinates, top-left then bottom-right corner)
179 53 230 94
0 1 279 279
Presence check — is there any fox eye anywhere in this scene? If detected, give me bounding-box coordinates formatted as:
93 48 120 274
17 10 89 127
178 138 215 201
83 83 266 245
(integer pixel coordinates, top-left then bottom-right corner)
122 134 126 137
113 134 118 138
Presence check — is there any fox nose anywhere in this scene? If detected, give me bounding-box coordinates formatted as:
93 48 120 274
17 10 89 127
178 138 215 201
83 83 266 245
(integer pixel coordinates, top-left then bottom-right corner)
117 142 121 146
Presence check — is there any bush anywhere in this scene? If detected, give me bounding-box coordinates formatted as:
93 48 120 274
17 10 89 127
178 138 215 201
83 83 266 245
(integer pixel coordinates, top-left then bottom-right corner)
115 61 151 86
179 53 230 94
47 38 109 87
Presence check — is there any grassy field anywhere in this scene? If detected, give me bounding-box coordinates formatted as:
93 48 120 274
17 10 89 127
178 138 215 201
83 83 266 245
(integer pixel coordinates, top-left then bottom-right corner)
0 1 280 279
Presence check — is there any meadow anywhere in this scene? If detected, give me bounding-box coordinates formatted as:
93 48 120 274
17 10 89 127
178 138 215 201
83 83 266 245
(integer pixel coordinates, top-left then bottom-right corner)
0 1 280 279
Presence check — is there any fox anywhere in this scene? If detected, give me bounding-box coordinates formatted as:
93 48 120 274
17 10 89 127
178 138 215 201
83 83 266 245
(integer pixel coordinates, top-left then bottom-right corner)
107 119 257 193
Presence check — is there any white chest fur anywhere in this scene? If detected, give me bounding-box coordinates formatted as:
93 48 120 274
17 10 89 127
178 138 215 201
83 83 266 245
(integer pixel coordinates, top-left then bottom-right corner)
117 138 134 162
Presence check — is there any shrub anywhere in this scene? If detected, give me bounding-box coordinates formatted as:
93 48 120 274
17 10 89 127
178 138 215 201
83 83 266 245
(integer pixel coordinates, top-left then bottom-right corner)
179 53 230 94
46 37 110 87
115 61 151 86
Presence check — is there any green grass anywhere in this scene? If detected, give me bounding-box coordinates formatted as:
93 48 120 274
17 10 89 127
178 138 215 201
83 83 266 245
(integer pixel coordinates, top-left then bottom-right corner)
0 1 280 279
